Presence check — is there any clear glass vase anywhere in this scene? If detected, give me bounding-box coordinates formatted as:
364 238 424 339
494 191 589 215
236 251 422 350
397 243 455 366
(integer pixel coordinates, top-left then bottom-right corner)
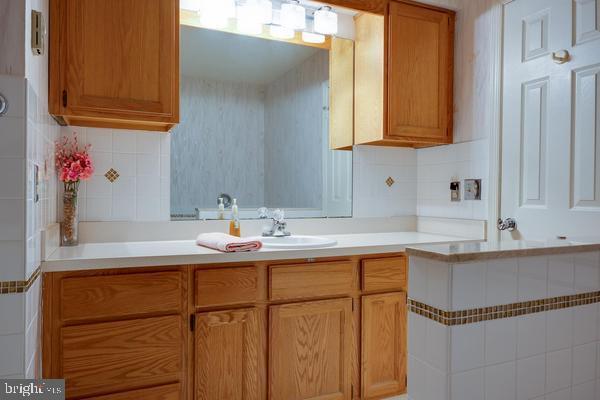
61 182 80 246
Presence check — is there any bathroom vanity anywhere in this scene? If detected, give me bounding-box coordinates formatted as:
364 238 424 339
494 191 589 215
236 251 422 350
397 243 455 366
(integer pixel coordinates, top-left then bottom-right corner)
44 254 406 400
41 231 473 400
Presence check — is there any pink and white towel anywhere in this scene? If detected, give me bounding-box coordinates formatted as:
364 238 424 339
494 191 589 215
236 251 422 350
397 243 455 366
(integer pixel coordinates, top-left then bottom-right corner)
196 232 262 252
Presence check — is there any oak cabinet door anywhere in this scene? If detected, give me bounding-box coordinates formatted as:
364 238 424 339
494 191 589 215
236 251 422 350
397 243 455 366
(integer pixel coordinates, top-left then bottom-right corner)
195 308 261 400
387 1 453 143
51 0 179 130
269 298 352 400
361 292 406 399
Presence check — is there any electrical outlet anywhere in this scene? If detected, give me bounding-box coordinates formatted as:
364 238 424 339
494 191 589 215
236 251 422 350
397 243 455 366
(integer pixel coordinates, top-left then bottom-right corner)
464 179 482 200
450 181 460 202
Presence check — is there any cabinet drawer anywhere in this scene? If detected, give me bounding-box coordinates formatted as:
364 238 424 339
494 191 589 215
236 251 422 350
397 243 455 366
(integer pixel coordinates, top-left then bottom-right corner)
61 316 182 398
83 383 181 400
362 257 407 292
60 271 182 322
195 266 259 307
269 261 355 300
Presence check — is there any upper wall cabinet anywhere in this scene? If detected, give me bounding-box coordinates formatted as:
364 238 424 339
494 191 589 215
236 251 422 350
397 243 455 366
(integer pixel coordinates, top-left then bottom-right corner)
353 1 455 148
49 0 180 132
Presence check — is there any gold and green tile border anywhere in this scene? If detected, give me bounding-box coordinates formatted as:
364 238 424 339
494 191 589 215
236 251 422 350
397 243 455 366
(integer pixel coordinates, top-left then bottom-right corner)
409 291 600 326
0 267 41 294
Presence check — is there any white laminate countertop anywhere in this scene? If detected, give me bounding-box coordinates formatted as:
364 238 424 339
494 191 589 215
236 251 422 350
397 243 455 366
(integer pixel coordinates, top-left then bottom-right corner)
42 232 475 272
405 237 600 263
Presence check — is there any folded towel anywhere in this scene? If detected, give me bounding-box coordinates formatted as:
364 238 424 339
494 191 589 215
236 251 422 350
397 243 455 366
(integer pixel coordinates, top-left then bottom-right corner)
196 232 262 252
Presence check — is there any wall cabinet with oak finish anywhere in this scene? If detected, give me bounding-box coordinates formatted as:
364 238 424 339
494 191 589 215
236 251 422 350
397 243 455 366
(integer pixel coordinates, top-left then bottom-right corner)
49 0 180 132
350 1 455 148
43 254 407 400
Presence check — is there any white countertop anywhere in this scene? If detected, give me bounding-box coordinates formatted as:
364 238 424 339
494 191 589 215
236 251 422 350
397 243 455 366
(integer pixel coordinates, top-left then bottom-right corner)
406 237 600 263
43 232 475 272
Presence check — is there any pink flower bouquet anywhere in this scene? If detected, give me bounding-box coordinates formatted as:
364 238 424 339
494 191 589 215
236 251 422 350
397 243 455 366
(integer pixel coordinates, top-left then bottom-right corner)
55 134 94 246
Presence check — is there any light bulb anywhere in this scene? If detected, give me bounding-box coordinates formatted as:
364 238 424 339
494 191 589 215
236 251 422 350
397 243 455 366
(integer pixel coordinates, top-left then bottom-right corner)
270 25 295 39
237 0 273 25
237 18 263 35
198 0 235 29
314 6 338 35
281 1 306 30
302 31 325 44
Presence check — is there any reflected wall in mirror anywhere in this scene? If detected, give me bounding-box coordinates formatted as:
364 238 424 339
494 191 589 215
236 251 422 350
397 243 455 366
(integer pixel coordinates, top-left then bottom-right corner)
171 25 352 220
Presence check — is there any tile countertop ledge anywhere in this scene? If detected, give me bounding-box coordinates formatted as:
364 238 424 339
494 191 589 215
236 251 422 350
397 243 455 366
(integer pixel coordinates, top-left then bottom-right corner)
405 237 600 263
42 232 476 272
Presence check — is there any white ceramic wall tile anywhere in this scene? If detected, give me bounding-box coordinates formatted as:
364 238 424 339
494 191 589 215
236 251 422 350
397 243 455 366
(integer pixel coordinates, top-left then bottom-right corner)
408 356 427 400
61 126 170 222
0 240 25 281
546 348 573 393
546 308 573 352
572 304 598 347
485 361 516 400
546 388 572 400
450 322 485 372
571 380 595 400
517 354 546 400
426 319 449 372
518 256 548 301
548 254 575 297
0 294 24 335
0 334 24 376
486 258 518 306
451 262 486 310
573 252 600 292
485 317 517 365
572 342 597 386
517 312 547 358
425 364 448 400
409 312 427 361
450 368 484 400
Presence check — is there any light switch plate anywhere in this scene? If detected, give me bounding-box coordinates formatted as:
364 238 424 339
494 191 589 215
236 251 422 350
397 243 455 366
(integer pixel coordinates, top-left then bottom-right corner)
464 179 482 200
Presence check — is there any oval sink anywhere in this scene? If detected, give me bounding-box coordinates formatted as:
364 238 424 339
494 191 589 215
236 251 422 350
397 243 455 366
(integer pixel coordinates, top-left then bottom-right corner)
257 235 337 249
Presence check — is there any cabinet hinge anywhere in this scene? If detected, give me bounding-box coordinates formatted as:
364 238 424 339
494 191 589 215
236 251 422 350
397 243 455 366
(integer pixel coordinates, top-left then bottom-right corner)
62 90 67 107
190 314 196 332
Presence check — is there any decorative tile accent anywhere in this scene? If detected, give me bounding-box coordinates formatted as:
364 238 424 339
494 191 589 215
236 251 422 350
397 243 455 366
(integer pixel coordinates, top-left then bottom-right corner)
104 168 120 183
386 176 395 187
0 267 41 294
409 291 600 326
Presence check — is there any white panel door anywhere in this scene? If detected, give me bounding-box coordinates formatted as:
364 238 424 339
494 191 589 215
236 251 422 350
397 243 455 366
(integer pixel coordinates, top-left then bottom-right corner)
501 0 600 239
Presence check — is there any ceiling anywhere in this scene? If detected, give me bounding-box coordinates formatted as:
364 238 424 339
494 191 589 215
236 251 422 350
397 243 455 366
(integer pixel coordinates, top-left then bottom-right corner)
181 25 323 85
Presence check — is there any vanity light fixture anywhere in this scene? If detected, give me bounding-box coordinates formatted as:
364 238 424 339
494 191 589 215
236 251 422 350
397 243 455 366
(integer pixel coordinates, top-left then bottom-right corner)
313 5 338 35
198 0 236 29
281 0 306 30
270 25 295 39
301 31 325 43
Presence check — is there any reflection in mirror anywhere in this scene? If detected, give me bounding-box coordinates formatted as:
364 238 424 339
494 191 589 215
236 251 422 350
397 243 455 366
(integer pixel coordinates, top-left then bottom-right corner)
171 25 352 220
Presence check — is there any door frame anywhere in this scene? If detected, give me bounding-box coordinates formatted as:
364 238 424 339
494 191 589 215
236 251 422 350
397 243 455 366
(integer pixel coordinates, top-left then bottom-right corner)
487 0 513 242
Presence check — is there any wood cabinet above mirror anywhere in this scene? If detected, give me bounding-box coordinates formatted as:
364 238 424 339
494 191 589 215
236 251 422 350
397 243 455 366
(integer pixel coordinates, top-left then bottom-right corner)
49 0 180 132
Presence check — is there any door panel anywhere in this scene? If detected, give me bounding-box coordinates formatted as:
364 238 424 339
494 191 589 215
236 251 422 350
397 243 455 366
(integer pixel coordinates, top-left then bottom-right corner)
195 308 261 400
501 0 600 239
361 293 406 399
269 299 352 400
63 0 177 121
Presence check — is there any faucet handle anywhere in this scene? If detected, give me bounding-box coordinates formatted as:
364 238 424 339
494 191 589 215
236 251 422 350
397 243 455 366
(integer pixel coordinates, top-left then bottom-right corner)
272 209 285 222
257 207 270 219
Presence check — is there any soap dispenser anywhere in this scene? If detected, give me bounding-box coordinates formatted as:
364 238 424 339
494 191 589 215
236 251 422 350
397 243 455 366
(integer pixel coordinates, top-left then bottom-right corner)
229 198 241 237
217 197 225 220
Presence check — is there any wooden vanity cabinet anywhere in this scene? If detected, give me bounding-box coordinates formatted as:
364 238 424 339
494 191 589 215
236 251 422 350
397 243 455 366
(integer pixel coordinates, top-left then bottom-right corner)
44 254 408 400
49 0 179 132
353 1 455 148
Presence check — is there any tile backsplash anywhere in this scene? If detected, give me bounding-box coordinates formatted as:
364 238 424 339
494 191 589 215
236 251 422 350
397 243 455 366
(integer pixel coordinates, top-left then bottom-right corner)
60 126 171 222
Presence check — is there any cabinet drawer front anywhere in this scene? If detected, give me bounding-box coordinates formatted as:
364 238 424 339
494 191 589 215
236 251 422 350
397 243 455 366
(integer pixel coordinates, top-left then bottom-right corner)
195 266 259 307
83 383 181 400
269 261 355 301
60 271 182 322
61 316 182 399
362 257 407 292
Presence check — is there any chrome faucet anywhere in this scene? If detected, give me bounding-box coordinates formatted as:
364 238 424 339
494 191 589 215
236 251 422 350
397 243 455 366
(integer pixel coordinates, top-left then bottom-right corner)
259 208 291 237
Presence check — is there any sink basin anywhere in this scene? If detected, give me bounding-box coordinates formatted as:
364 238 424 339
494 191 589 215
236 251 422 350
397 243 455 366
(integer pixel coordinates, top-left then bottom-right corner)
257 235 338 249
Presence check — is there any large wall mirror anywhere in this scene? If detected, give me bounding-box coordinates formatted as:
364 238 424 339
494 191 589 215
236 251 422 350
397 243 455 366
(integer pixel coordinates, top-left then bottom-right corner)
171 13 353 220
